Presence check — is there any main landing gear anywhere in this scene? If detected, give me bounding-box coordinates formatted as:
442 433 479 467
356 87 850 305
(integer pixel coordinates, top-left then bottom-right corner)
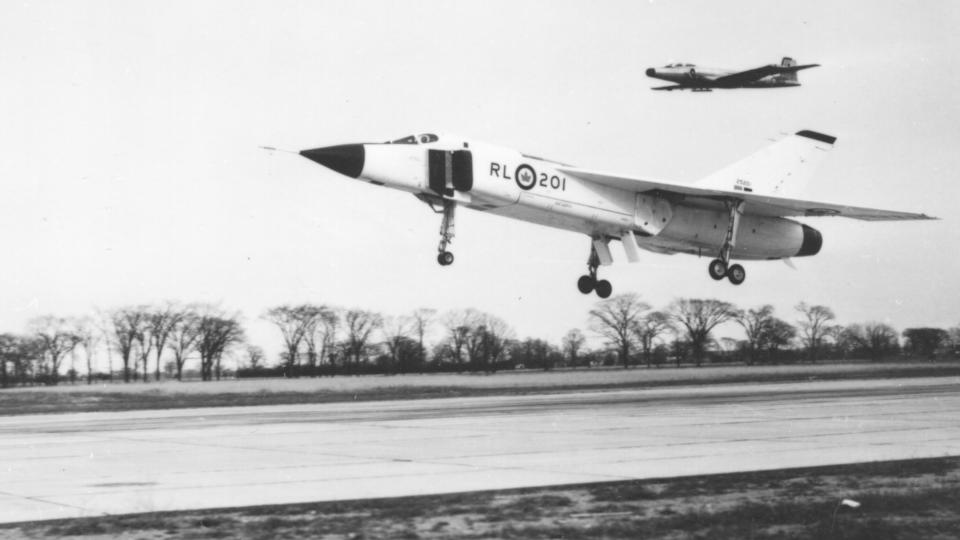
436 199 456 266
707 199 746 285
708 258 746 285
577 244 612 298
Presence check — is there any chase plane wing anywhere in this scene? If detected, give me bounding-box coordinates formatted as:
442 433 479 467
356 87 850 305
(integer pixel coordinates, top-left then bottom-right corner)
713 63 820 86
651 84 688 91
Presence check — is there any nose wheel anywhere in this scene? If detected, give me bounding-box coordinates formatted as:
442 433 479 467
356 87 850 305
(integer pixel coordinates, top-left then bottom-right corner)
577 244 612 298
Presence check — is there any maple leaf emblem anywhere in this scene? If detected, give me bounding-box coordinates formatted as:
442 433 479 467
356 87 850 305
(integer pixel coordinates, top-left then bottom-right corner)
520 171 532 183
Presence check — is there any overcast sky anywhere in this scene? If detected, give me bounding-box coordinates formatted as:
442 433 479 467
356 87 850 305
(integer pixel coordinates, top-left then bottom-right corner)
1 1 958 364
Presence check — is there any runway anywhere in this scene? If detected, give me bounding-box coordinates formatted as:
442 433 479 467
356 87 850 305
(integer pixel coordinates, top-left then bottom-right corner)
2 376 959 523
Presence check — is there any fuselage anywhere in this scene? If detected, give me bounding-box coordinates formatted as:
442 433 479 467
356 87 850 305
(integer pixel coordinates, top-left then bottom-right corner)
301 133 820 262
645 64 801 89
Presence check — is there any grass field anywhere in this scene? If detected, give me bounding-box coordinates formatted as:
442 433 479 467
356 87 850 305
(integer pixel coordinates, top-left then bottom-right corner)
3 361 959 416
3 457 958 539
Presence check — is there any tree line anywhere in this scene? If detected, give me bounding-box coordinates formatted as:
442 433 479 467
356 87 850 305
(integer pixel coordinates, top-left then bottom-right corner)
0 303 243 387
1 296 958 387
585 295 955 368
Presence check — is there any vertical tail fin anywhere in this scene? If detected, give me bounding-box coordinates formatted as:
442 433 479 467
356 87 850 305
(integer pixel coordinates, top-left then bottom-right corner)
696 131 837 199
780 56 799 84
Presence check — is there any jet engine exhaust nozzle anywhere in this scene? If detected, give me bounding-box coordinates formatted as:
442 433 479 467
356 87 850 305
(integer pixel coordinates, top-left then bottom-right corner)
300 144 365 179
797 224 823 257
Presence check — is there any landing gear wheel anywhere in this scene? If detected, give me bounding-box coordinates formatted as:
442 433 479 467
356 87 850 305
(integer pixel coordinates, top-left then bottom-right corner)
594 280 612 299
578 239 613 298
726 264 745 285
577 275 595 294
437 251 454 266
708 259 727 280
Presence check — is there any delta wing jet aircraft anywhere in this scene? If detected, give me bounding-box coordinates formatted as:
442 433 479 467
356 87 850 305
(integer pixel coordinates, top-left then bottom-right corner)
300 131 933 298
646 57 819 91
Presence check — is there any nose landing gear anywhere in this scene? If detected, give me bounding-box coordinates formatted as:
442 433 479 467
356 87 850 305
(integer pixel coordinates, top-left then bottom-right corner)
436 199 456 266
577 243 612 298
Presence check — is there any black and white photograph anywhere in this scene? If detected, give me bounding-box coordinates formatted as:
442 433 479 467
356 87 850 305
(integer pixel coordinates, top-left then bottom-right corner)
1 1 959 538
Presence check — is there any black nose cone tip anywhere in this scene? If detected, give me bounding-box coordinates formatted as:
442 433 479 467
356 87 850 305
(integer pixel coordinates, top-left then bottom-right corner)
300 144 365 179
645 68 656 77
797 224 823 257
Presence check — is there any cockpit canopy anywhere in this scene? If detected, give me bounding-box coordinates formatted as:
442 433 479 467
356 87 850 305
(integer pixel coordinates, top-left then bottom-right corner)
664 63 695 68
387 133 439 144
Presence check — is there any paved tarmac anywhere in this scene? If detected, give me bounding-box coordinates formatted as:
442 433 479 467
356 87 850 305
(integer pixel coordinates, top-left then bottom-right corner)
1 376 959 523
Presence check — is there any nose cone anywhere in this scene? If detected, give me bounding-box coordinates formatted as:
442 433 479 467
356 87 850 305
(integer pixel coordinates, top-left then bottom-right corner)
645 68 656 77
300 144 365 179
797 224 823 257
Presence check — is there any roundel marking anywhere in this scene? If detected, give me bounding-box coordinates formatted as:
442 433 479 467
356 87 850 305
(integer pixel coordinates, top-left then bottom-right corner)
515 164 537 191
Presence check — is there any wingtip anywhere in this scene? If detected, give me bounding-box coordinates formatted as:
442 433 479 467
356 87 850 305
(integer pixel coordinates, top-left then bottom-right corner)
795 130 837 145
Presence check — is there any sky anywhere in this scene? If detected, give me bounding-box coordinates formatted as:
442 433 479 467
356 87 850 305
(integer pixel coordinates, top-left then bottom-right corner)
1 0 958 367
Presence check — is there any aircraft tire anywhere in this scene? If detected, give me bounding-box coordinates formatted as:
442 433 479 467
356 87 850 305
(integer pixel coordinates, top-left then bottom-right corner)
437 251 454 266
577 275 595 294
708 259 727 280
595 280 612 299
727 264 746 285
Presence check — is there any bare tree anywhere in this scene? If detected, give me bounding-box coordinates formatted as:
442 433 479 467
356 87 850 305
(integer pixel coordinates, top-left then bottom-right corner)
831 324 857 360
72 317 101 384
147 303 183 382
762 318 796 363
245 345 265 370
134 317 153 383
589 293 650 368
195 307 245 381
843 322 899 361
110 307 149 383
463 312 513 372
167 308 201 381
562 329 586 367
902 328 949 359
479 316 513 372
342 309 382 372
318 308 340 374
410 308 436 369
0 334 17 388
28 316 81 385
633 311 672 368
667 299 738 367
93 309 115 381
264 304 327 373
735 305 776 365
442 309 481 371
795 303 836 362
382 315 415 374
302 305 336 372
0 334 42 386
510 338 560 371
